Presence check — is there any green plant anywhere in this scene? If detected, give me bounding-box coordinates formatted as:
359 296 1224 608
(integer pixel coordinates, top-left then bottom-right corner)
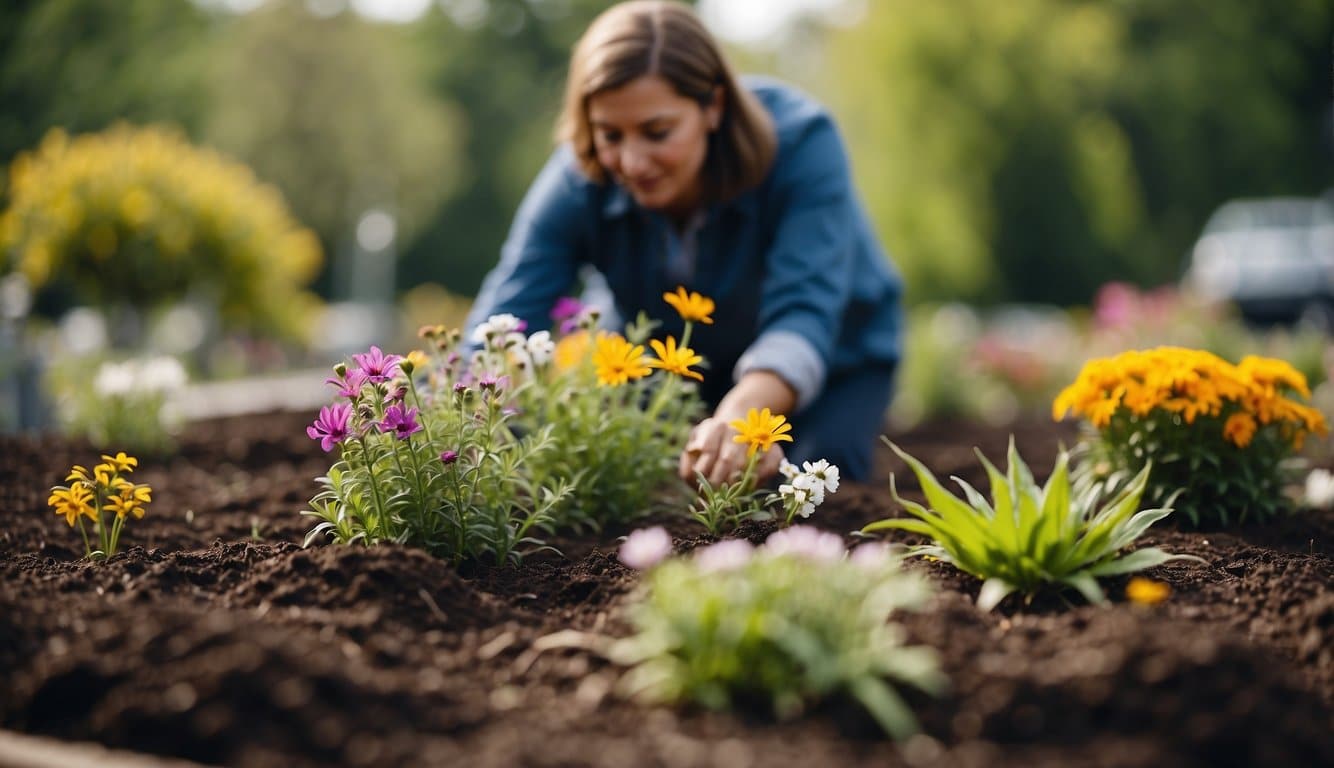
0 123 321 338
47 452 152 559
863 438 1205 610
48 353 186 454
1054 347 1328 525
302 344 573 566
613 526 944 739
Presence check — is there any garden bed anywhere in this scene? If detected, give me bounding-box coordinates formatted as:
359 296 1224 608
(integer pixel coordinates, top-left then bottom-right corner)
2 411 1331 767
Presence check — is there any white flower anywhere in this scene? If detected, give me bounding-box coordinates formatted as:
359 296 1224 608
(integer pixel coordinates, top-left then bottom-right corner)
779 481 817 519
802 459 840 494
471 313 524 345
779 459 801 481
618 526 673 570
1304 468 1334 509
137 356 187 393
93 361 135 398
526 330 554 366
763 525 844 562
693 539 754 573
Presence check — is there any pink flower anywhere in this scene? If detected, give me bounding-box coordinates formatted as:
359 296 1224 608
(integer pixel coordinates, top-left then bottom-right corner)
619 526 673 570
439 450 459 465
380 404 422 440
762 526 845 563
352 345 403 384
307 403 352 452
550 296 584 322
849 542 893 570
325 368 367 399
694 539 754 573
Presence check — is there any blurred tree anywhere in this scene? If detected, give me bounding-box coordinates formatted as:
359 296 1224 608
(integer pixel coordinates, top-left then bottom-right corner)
815 0 1333 306
0 0 212 180
201 1 465 296
402 0 617 296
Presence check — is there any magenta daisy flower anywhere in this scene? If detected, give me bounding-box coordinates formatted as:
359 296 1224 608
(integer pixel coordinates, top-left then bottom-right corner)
380 404 422 440
307 403 352 452
351 346 403 384
325 367 367 399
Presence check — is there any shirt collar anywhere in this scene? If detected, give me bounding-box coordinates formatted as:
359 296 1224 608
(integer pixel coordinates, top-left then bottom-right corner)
599 182 760 220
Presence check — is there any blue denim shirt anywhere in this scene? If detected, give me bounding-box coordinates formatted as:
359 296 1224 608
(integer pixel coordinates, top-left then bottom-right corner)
466 77 903 412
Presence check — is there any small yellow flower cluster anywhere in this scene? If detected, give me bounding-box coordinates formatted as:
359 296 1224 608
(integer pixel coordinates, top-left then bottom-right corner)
590 288 712 387
47 452 152 559
1053 347 1327 449
0 124 321 336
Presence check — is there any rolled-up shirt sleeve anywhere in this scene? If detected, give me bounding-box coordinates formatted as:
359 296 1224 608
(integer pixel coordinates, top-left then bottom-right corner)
734 112 857 411
465 147 588 336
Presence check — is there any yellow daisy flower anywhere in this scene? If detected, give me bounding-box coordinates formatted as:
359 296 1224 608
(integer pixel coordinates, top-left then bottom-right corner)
592 331 651 386
100 452 138 473
663 286 714 324
48 484 95 526
729 407 794 457
646 336 703 381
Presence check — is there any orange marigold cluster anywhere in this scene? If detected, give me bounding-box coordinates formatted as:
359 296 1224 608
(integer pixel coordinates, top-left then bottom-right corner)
1052 347 1327 449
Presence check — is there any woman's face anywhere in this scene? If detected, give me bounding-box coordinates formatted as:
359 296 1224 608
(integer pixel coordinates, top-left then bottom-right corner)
588 74 721 219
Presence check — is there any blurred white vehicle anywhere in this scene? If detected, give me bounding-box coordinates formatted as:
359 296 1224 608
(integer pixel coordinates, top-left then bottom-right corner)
1185 194 1334 328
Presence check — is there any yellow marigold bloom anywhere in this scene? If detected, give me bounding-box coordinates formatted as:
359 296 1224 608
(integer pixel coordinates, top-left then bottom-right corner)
1222 412 1257 448
592 331 651 386
729 407 794 457
646 336 704 381
100 452 138 473
1125 577 1170 606
107 483 152 519
48 485 95 526
553 330 591 372
663 286 714 324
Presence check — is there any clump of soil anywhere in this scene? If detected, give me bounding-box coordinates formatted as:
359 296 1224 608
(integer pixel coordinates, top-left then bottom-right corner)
1 411 1331 767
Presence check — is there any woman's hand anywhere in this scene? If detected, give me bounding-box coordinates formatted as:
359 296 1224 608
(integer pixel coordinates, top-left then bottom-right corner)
678 415 785 487
677 369 796 487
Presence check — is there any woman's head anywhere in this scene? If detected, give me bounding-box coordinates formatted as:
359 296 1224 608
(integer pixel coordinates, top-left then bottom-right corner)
557 1 776 216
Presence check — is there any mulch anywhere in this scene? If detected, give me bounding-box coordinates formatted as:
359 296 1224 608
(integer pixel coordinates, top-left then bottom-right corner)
1 411 1331 767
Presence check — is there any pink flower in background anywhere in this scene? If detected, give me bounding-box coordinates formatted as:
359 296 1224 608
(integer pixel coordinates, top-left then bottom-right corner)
439 449 460 465
325 368 367 399
763 526 845 562
1093 282 1138 330
619 526 673 570
352 346 403 384
380 404 422 440
307 403 352 452
694 539 755 573
551 296 585 334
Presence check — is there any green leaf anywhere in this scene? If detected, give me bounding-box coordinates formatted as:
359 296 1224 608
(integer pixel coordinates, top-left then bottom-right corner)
848 676 921 741
1087 547 1206 576
976 578 1015 612
1061 572 1106 604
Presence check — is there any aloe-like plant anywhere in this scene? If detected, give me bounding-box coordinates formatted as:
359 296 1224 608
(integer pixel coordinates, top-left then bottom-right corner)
862 438 1205 610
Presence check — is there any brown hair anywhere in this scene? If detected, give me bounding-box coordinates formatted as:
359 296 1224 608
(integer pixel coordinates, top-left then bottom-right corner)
556 0 777 203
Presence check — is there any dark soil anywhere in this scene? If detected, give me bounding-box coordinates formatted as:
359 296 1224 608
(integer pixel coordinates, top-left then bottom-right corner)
2 412 1331 767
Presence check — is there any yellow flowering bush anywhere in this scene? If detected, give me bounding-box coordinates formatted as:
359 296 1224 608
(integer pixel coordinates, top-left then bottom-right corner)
48 452 152 559
1054 347 1328 525
0 124 321 337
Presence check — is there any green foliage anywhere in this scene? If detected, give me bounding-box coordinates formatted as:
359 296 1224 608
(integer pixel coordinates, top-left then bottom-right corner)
201 2 464 258
303 350 573 566
514 311 704 529
46 353 187 456
613 529 944 739
815 0 1333 305
864 439 1204 610
1055 348 1327 526
0 123 323 338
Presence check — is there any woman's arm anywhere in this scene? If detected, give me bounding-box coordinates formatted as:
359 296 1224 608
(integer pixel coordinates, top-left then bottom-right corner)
680 108 861 486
